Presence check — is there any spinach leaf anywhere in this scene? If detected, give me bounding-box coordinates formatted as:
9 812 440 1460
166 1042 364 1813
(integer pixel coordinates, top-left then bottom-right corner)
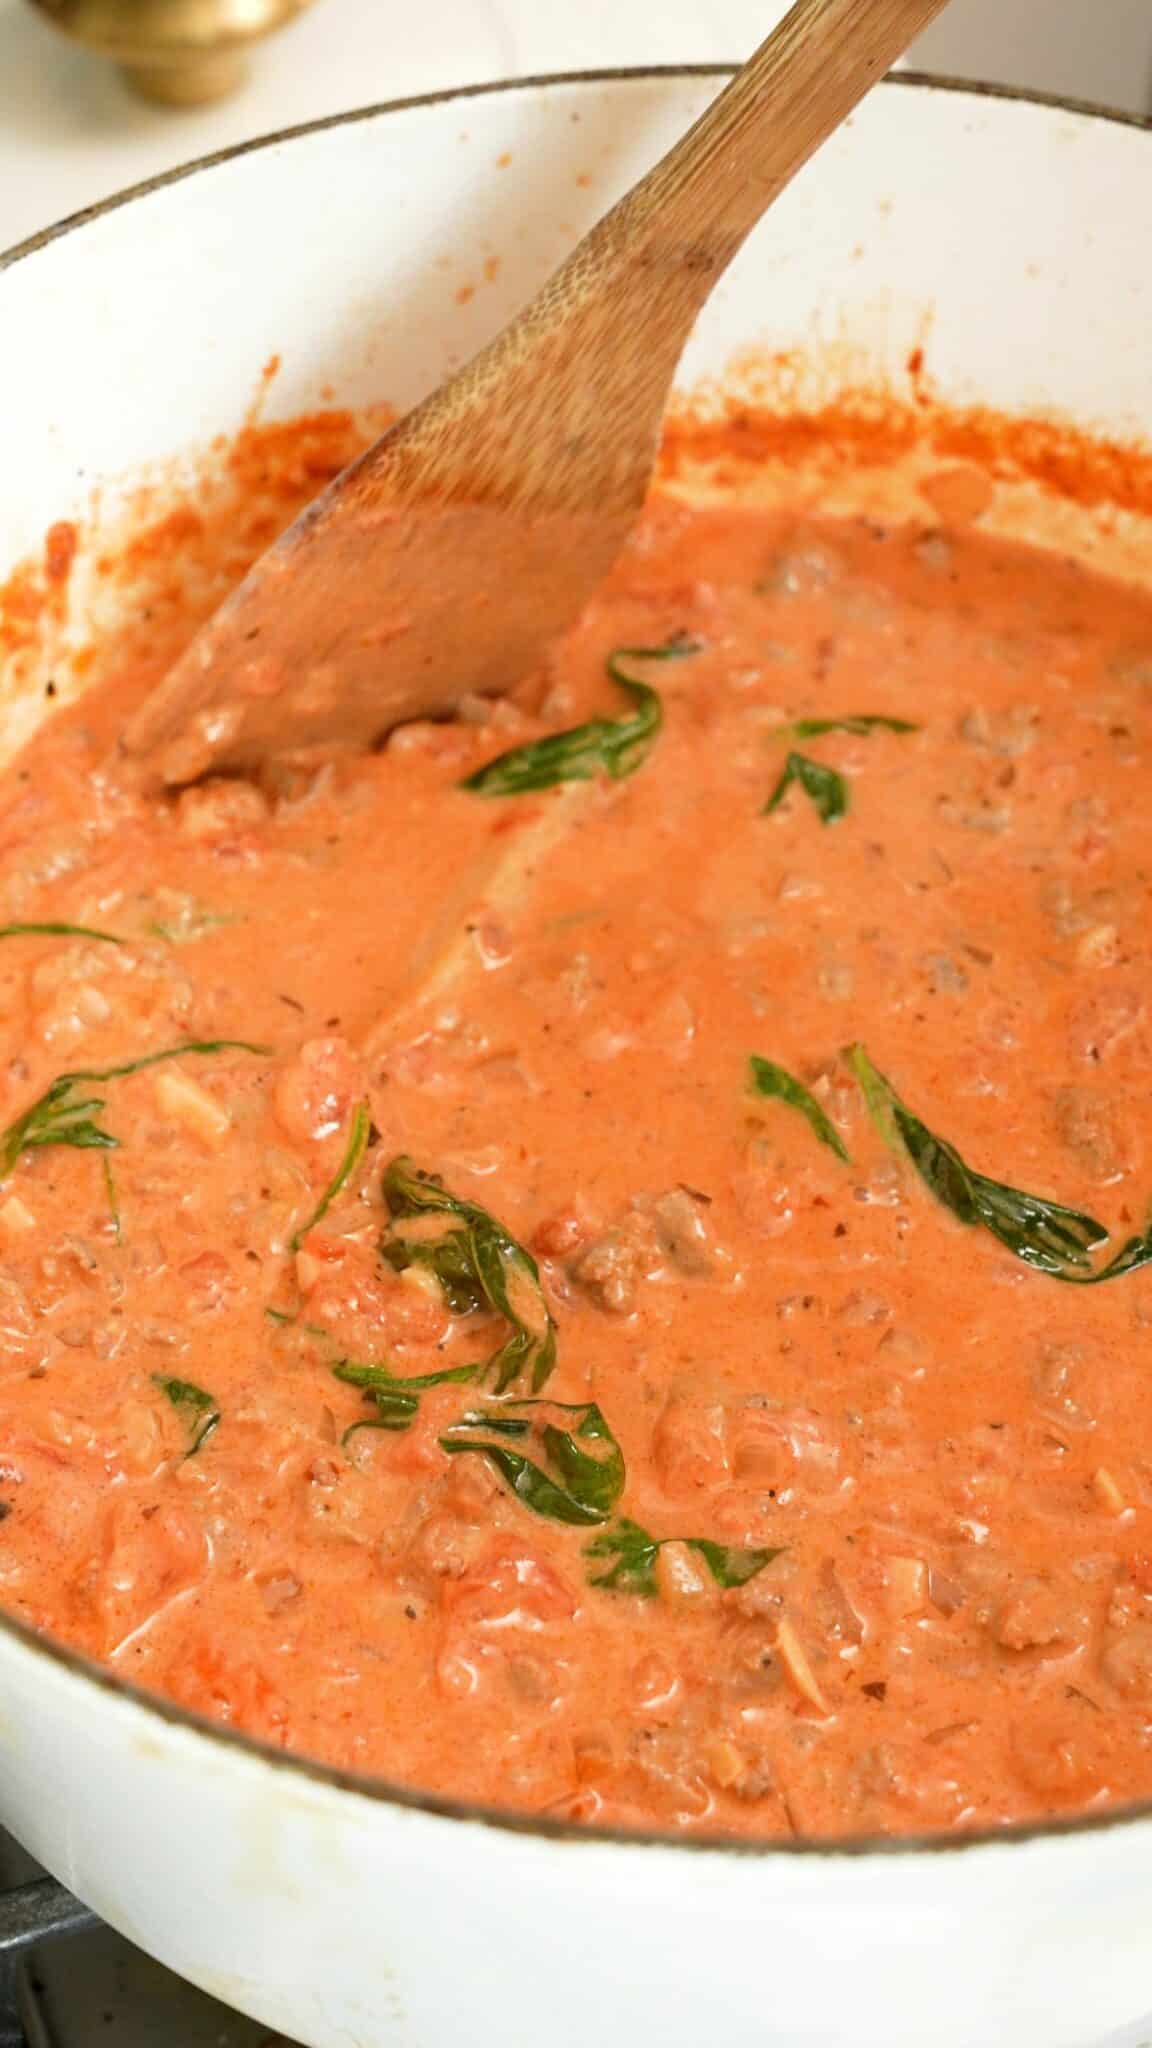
290 1100 372 1252
763 751 847 825
152 1374 220 1457
344 1390 420 1437
334 1359 486 1394
441 1400 624 1526
844 1043 1110 1276
749 1054 849 1162
1052 1224 1152 1287
334 1356 485 1439
380 1227 485 1317
0 1039 268 1181
460 636 698 797
0 921 123 944
585 1517 783 1597
381 1156 556 1393
770 715 918 741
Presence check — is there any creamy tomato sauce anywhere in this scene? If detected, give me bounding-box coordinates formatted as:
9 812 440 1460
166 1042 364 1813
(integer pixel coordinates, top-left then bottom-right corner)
3 430 1152 1842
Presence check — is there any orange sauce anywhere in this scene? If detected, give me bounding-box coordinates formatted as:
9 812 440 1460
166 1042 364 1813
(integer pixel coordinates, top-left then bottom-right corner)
2 419 1152 1839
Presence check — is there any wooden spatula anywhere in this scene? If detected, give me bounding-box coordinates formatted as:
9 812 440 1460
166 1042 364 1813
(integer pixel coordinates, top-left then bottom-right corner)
124 0 951 784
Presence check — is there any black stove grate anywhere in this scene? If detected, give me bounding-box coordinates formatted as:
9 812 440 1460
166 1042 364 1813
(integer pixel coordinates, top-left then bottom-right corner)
0 1845 294 2047
0 1880 98 2048
0 1882 99 1962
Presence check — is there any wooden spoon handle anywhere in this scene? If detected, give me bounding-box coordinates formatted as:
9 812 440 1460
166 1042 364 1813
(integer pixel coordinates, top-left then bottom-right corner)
549 0 951 360
124 0 956 781
639 0 952 249
393 0 954 507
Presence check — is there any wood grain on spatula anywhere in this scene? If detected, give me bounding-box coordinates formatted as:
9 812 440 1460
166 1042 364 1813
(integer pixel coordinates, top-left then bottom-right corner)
123 0 952 785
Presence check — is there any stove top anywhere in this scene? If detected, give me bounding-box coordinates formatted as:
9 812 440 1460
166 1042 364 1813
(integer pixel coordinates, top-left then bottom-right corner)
0 1833 296 2048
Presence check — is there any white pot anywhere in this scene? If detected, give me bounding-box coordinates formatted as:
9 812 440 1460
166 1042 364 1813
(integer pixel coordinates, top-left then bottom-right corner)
3 70 1152 2048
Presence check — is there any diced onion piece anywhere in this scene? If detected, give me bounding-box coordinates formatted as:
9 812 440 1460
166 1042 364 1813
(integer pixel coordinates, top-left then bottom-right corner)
705 1737 746 1790
0 1194 36 1235
1075 924 1120 969
654 1540 713 1606
399 1263 444 1305
153 1069 231 1149
75 984 113 1026
295 1248 324 1295
884 1554 928 1617
773 1617 829 1714
1093 1466 1128 1517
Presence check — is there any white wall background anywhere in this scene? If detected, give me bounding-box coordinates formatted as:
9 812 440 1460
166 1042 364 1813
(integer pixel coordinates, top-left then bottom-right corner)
910 0 1152 113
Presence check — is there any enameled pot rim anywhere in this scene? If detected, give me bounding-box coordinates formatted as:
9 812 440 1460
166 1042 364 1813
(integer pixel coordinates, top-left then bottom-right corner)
3 63 1150 272
2 64 1150 1864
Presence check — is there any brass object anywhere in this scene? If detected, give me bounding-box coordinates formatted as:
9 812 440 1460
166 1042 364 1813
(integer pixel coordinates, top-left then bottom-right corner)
29 0 318 106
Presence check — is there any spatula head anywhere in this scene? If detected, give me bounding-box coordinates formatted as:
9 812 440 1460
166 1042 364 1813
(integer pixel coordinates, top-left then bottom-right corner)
125 0 955 783
122 437 637 784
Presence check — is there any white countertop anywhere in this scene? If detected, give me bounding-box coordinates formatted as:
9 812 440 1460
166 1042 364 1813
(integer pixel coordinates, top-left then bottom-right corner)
2 0 1149 256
